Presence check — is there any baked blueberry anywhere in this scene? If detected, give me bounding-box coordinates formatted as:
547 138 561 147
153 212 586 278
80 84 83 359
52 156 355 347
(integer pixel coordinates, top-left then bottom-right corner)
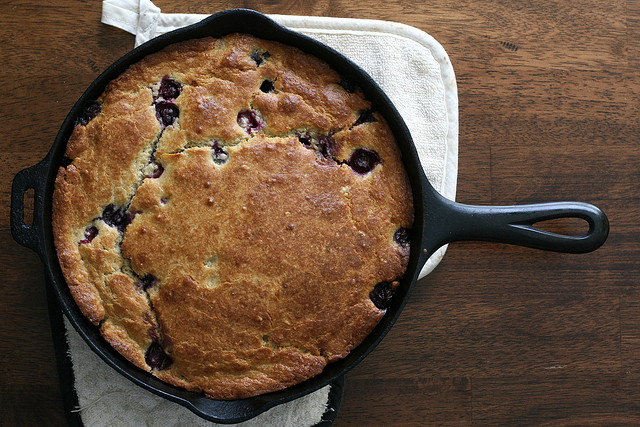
338 78 359 93
298 134 313 147
237 110 264 133
155 101 179 126
353 110 378 127
393 227 411 248
318 135 337 159
250 49 270 66
158 75 182 100
260 79 275 93
147 162 164 178
101 204 133 232
369 281 397 310
145 341 172 370
79 225 98 245
139 274 158 291
347 148 381 174
75 100 101 126
212 141 229 164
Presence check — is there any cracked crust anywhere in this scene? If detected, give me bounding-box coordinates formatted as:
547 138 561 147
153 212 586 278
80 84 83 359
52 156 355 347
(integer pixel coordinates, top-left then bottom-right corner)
52 33 414 399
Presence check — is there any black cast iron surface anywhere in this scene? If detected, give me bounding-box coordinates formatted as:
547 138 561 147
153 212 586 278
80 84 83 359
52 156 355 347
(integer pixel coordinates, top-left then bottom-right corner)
10 9 609 424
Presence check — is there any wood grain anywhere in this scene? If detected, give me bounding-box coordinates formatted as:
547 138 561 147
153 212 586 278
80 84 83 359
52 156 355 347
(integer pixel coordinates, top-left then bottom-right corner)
1 0 637 425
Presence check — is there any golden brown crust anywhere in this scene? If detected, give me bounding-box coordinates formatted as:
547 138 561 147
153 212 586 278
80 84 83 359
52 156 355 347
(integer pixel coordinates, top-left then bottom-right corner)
52 33 413 399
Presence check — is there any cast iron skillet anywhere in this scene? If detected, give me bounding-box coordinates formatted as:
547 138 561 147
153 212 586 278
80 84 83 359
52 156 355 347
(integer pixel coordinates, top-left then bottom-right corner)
10 9 609 424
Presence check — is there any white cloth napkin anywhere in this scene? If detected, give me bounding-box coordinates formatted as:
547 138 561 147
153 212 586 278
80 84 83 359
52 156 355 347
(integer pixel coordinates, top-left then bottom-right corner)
63 1 459 425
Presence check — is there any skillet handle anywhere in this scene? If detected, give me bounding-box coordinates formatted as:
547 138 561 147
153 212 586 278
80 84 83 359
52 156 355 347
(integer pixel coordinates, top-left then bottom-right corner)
427 198 609 254
11 156 50 257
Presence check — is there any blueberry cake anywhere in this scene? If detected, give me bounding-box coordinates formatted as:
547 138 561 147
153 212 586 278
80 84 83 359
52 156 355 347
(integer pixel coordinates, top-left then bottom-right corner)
53 34 413 399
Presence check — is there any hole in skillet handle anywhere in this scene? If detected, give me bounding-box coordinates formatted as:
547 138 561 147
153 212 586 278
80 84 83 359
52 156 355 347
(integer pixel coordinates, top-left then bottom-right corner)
532 216 591 237
10 154 52 256
506 202 609 253
423 191 610 254
40 8 426 424
22 188 35 226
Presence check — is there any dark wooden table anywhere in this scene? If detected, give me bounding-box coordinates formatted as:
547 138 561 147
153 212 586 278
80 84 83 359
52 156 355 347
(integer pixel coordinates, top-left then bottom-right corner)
1 0 638 425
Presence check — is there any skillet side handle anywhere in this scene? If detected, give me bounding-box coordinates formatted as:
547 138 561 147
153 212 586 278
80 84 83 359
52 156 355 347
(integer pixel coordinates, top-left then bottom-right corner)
11 157 50 256
429 199 609 254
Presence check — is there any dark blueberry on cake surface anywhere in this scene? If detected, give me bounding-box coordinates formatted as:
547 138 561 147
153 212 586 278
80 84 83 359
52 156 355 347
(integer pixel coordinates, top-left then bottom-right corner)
157 75 182 100
393 227 411 248
317 135 337 159
250 50 262 65
146 152 163 178
298 134 312 147
237 110 264 133
338 78 360 93
260 79 275 93
75 100 101 126
211 141 229 164
369 281 397 310
147 327 159 342
353 110 378 127
79 225 98 245
155 101 179 126
101 204 133 232
148 162 164 178
139 274 158 291
347 148 381 174
250 49 270 66
145 341 173 370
